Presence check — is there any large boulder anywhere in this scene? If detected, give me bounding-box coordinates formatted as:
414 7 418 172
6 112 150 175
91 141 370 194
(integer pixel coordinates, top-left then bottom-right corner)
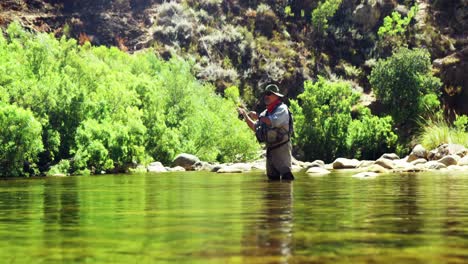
358 160 375 168
352 3 381 31
438 155 460 167
379 153 400 160
407 144 427 162
172 153 200 170
147 162 168 173
425 161 447 170
375 158 395 169
332 158 360 169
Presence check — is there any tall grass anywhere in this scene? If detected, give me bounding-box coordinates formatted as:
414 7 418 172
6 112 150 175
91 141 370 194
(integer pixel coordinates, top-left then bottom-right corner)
418 115 468 150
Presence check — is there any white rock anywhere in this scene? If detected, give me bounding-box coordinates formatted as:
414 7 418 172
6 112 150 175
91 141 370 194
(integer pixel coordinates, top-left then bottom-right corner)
306 167 331 175
147 162 168 173
458 155 468 166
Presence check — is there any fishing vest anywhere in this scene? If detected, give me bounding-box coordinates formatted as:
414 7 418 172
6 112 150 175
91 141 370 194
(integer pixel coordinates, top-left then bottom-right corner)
255 103 294 147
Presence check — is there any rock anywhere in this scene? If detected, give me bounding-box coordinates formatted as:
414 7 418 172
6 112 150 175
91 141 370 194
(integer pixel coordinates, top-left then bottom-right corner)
364 164 389 173
50 173 67 177
194 161 214 172
324 164 334 170
332 158 360 169
394 4 409 16
172 153 200 170
217 167 243 173
375 158 395 169
456 148 468 158
352 3 381 31
427 150 437 161
167 166 185 172
217 163 252 173
458 155 468 166
438 155 460 167
425 161 447 170
379 153 400 160
211 164 224 172
428 144 466 161
306 167 331 175
251 160 266 171
292 165 303 172
147 162 168 173
358 160 375 168
447 165 464 171
305 160 325 169
410 158 427 166
292 157 306 167
352 172 379 178
407 144 427 162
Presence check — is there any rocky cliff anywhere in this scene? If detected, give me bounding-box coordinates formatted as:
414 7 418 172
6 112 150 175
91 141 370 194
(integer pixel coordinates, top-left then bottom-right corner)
0 0 466 114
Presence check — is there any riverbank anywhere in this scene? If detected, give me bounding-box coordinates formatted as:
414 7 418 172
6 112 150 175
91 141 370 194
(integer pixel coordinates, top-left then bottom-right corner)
137 143 468 178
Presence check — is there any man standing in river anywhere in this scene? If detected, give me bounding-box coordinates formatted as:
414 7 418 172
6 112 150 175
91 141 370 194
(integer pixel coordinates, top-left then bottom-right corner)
238 84 295 181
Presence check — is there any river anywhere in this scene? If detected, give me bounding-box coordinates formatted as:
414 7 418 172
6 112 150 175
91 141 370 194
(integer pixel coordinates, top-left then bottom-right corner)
0 171 467 263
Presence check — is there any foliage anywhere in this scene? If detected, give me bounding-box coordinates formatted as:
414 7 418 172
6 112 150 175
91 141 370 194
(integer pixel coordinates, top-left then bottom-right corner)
454 115 468 132
0 22 259 175
378 5 418 38
369 48 441 125
311 0 343 32
346 108 398 160
377 5 418 49
290 77 397 162
0 103 43 177
418 115 468 150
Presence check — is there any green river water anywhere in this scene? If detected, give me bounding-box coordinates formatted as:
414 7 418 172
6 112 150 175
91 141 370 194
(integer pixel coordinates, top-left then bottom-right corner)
0 171 468 263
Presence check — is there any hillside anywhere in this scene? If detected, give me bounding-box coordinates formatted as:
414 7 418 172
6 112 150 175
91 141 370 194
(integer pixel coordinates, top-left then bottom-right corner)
0 0 466 114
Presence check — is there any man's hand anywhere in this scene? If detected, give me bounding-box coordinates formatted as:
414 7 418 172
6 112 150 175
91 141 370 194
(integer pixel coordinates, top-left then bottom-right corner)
237 107 247 118
248 111 258 120
260 116 272 127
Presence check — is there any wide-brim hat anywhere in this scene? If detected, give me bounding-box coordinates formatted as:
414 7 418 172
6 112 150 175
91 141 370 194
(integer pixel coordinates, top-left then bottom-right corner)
264 84 284 97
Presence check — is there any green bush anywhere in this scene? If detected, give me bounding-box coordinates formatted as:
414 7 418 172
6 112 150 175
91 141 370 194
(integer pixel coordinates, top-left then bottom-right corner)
0 22 259 175
369 48 441 125
0 103 43 177
311 0 342 32
346 108 398 160
418 115 468 150
291 77 397 161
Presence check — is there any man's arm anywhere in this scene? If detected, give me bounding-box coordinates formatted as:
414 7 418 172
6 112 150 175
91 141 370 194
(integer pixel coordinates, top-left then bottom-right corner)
238 108 256 131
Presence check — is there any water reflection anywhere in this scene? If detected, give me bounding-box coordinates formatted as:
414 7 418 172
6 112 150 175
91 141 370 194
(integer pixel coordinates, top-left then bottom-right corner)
243 182 293 262
42 177 86 262
393 174 422 234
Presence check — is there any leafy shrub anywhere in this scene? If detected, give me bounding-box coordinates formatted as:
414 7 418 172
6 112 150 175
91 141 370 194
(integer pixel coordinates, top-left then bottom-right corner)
0 22 259 175
290 77 397 161
378 5 418 48
0 103 43 177
346 108 398 160
311 0 342 32
369 48 441 125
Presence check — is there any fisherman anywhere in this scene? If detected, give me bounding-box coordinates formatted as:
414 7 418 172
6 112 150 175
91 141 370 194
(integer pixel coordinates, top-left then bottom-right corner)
238 84 295 181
